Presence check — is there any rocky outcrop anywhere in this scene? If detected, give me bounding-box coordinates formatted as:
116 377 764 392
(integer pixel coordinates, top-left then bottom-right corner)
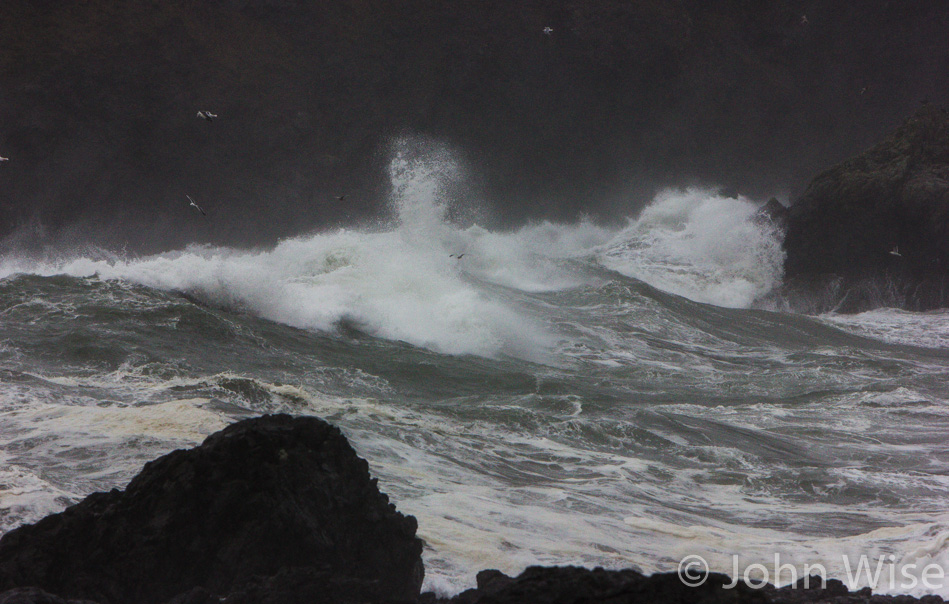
427 566 943 604
0 414 424 604
431 567 756 603
777 105 949 312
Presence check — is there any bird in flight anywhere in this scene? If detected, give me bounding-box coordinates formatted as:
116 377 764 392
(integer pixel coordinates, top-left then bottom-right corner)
336 194 346 201
197 111 218 122
543 26 553 35
187 195 207 217
0 156 8 162
449 253 465 260
889 246 901 257
800 15 808 25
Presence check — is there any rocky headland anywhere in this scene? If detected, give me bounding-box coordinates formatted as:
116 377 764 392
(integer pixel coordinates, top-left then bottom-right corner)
763 104 949 313
0 414 941 604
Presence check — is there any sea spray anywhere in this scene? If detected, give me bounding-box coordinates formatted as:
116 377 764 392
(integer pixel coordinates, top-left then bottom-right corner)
598 188 786 308
0 186 789 357
0 142 560 358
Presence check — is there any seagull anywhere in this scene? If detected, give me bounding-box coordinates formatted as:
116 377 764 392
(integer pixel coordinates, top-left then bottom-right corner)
860 86 868 95
449 253 465 260
335 194 346 201
197 111 218 122
187 195 207 217
543 26 553 35
0 156 8 162
801 15 808 25
889 246 901 257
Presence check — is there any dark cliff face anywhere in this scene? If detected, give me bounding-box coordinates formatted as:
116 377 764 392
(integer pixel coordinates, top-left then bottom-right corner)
779 104 949 312
0 0 946 251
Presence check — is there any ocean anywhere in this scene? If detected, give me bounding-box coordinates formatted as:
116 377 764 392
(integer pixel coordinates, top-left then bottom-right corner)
2 145 949 598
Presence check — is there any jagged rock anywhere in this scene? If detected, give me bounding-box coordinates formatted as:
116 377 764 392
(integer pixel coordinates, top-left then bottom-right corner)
0 414 424 604
779 105 949 312
210 566 422 604
426 567 945 604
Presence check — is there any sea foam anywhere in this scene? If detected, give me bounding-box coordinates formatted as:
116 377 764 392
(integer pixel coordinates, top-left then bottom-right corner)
0 143 785 357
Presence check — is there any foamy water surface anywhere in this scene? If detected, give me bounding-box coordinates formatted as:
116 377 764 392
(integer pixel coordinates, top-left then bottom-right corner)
2 145 949 597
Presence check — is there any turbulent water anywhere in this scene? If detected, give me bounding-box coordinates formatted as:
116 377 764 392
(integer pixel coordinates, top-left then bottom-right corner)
2 147 949 598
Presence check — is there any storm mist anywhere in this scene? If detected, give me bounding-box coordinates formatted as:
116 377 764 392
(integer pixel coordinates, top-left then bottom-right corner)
0 0 946 252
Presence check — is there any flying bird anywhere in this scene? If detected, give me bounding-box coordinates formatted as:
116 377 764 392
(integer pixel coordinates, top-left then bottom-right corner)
187 195 207 217
449 254 465 260
197 111 218 122
889 246 901 257
801 15 808 25
336 194 346 201
0 156 8 162
543 26 553 35
860 86 868 95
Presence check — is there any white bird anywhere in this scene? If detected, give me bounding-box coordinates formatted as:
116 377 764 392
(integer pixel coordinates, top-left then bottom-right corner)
197 111 218 122
889 246 901 257
801 15 808 25
543 26 553 35
0 157 8 162
187 195 207 217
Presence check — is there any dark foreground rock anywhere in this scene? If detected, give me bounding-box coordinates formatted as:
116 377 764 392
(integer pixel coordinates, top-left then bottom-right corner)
0 415 942 604
0 414 424 604
424 566 944 604
2 567 942 604
776 104 949 313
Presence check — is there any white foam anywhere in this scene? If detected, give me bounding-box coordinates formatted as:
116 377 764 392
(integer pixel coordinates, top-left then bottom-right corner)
0 169 794 366
1 144 601 359
622 513 949 597
823 308 949 349
598 188 785 308
17 399 229 442
322 389 949 597
0 464 80 532
4 362 949 598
